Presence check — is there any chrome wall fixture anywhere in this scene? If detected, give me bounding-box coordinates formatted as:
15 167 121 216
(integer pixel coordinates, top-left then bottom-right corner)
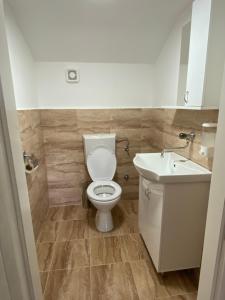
23 151 39 174
116 137 130 156
116 137 130 182
161 131 196 157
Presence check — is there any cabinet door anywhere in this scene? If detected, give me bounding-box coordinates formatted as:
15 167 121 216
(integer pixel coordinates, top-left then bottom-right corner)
139 177 164 270
185 0 211 106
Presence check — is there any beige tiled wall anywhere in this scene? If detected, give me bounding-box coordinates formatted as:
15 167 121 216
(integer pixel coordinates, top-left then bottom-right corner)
18 108 218 207
40 109 151 205
17 110 49 240
149 109 219 170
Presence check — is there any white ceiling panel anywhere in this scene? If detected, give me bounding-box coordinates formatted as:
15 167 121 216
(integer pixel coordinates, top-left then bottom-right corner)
6 0 192 63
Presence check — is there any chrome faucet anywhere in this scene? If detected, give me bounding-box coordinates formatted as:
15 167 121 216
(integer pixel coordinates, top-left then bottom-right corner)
161 132 195 157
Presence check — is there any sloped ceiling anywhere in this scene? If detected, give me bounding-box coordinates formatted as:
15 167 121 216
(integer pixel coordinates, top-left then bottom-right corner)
7 0 192 63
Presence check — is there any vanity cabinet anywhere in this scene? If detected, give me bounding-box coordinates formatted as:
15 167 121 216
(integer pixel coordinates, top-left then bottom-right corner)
185 0 225 108
138 176 210 273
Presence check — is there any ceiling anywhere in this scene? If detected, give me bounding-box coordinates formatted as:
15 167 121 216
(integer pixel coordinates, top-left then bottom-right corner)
7 0 192 63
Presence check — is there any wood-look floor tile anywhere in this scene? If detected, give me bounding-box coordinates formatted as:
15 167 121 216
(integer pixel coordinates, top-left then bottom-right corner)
120 234 145 262
51 240 90 270
44 267 90 300
90 236 123 266
46 207 64 221
37 242 55 271
57 220 89 241
38 204 199 299
119 200 138 218
46 205 88 221
149 267 198 299
63 205 88 221
141 254 198 299
40 272 48 293
158 293 197 300
38 222 61 242
91 263 139 300
38 220 89 243
119 217 139 235
129 260 155 300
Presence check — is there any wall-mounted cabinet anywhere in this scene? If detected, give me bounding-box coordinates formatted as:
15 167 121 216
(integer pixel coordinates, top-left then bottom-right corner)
156 0 225 109
184 0 225 108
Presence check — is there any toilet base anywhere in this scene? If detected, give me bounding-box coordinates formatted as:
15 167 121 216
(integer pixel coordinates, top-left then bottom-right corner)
95 210 114 232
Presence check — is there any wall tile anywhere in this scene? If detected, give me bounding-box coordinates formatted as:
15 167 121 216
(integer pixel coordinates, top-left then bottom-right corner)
77 109 112 133
40 109 78 128
18 108 218 209
158 109 218 169
17 110 49 240
111 109 142 129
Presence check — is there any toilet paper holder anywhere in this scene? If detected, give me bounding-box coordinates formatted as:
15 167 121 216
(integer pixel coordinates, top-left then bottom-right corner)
23 151 39 174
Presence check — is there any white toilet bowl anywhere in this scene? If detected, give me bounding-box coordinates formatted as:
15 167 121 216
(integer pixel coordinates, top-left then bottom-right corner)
87 180 122 232
83 133 122 232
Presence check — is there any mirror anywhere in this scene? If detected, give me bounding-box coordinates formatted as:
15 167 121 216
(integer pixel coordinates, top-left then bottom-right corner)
177 22 191 106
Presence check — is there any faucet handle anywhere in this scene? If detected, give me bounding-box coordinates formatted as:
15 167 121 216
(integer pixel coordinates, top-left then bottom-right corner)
179 132 195 141
179 133 188 139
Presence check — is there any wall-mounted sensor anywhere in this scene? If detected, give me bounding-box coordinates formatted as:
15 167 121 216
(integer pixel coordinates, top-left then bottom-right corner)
66 69 79 83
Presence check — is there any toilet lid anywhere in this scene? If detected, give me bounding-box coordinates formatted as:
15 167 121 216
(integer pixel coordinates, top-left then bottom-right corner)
87 148 116 181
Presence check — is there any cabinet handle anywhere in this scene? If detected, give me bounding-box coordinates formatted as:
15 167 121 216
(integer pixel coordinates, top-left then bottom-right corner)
184 91 189 104
145 188 151 200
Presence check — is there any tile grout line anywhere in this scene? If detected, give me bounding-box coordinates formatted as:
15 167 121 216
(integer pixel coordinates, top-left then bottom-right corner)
38 206 51 298
39 258 151 273
36 206 51 244
37 231 140 245
89 239 92 300
42 240 58 298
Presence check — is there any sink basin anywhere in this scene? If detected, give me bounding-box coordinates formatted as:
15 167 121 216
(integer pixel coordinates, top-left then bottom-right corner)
133 152 211 183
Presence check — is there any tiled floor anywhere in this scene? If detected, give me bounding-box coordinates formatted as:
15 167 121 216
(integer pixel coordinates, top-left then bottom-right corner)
37 201 198 300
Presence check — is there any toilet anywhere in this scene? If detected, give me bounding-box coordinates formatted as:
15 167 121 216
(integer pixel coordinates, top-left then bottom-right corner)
83 133 122 232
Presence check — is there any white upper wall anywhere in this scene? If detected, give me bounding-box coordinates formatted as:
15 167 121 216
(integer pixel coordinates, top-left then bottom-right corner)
154 6 192 106
4 0 192 109
36 62 154 108
7 0 192 63
4 2 37 109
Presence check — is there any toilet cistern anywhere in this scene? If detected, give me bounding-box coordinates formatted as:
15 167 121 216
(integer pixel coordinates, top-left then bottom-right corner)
83 133 122 232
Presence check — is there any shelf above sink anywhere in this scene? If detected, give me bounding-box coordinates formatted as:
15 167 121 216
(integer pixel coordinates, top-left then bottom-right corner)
133 152 211 183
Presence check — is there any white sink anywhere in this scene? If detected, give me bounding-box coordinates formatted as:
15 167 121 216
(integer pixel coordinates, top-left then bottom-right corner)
133 152 211 183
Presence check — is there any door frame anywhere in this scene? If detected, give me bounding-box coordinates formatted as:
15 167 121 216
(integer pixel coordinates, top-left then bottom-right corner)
0 1 42 299
197 65 225 300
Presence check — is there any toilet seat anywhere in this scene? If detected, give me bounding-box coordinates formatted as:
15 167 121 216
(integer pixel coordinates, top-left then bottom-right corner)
87 148 116 181
87 180 122 202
